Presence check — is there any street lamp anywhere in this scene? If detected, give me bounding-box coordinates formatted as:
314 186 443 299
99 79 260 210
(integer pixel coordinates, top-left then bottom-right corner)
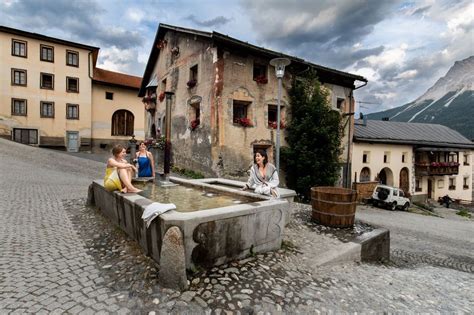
270 57 290 172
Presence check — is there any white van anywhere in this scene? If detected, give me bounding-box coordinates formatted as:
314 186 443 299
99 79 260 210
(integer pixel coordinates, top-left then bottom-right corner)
371 184 410 211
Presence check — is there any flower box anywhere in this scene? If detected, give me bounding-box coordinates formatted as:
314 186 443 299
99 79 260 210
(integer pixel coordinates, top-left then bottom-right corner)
187 79 197 88
254 75 268 84
268 120 285 129
234 117 252 127
190 119 200 131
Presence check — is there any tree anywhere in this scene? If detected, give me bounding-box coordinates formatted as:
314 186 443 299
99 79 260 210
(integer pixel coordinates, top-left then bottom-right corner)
281 71 342 201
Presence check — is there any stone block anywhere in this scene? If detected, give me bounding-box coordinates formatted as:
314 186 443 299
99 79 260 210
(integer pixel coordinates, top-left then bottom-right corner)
158 226 188 291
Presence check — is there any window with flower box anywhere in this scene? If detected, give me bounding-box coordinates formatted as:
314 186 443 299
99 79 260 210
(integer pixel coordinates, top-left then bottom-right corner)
233 100 252 127
267 104 285 129
188 65 198 88
253 63 267 84
189 102 200 131
11 69 27 86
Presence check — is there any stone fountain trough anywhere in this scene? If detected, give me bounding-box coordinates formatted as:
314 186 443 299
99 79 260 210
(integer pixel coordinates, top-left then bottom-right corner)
88 177 296 270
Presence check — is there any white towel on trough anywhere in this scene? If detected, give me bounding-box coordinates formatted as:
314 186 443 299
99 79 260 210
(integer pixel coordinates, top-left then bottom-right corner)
142 202 176 228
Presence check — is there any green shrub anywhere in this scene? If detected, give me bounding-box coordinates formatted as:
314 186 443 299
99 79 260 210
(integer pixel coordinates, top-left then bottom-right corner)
281 71 342 202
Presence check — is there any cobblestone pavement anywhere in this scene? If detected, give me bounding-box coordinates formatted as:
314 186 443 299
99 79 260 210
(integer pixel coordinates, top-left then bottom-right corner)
1 138 473 313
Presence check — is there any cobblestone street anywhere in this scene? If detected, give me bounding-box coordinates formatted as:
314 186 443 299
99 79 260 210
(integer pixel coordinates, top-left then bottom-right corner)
1 138 473 314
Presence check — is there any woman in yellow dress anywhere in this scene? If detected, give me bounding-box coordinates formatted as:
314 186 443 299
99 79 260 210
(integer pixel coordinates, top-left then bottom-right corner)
104 144 141 193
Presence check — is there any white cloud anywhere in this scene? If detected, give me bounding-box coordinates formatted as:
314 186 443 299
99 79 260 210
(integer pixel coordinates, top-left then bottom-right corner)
126 8 145 23
395 69 418 79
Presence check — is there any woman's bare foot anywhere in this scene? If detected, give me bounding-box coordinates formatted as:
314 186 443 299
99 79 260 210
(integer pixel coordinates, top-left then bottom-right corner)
121 188 128 193
127 188 142 193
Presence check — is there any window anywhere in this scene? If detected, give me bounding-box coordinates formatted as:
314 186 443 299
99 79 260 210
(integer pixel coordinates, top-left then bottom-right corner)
362 151 370 163
112 110 134 136
13 128 37 145
449 177 455 190
189 102 200 129
12 39 27 57
360 167 371 182
438 179 444 189
40 101 54 118
66 77 79 93
253 63 267 82
105 92 114 100
464 153 470 166
66 50 79 67
161 78 167 92
402 152 407 163
11 98 27 116
336 98 344 109
399 190 405 197
415 178 422 192
187 65 198 88
40 45 54 62
11 69 27 86
464 177 469 189
267 104 285 128
40 73 54 89
66 104 79 119
233 100 250 123
383 152 390 163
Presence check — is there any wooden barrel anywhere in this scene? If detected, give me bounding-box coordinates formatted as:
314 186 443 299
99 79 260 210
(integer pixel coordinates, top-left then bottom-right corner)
311 186 358 228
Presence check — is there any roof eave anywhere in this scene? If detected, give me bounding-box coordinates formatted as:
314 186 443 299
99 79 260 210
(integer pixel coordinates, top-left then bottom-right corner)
354 137 474 149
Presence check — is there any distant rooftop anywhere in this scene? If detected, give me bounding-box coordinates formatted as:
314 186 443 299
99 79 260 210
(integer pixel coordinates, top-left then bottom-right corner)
354 120 474 149
93 68 142 89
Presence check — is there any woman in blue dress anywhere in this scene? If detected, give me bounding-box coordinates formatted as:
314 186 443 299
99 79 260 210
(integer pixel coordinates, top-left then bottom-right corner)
135 142 155 178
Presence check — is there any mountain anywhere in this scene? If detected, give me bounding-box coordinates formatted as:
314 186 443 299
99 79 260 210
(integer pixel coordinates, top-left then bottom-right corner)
367 56 474 140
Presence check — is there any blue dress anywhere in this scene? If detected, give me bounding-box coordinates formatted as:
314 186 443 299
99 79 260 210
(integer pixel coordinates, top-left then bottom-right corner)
137 153 153 177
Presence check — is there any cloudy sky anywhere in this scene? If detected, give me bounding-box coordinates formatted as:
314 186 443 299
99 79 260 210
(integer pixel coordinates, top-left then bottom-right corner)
1 0 473 113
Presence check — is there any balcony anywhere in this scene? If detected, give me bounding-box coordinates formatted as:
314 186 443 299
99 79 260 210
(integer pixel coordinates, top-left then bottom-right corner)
415 162 459 176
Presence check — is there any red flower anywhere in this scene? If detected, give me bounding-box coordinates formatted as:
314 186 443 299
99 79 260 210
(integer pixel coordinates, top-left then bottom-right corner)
159 92 165 102
254 75 268 84
190 119 200 130
234 117 252 127
187 79 197 88
268 120 286 129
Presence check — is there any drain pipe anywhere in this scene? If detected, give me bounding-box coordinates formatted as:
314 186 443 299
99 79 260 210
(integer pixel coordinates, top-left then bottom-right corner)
345 80 368 188
163 92 174 183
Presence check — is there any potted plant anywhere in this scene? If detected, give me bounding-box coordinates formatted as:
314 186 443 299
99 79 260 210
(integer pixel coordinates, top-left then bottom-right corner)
187 79 197 88
268 120 286 129
190 119 200 131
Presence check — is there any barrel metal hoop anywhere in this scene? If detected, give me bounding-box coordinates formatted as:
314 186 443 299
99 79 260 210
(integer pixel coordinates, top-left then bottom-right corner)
312 198 356 205
312 210 354 217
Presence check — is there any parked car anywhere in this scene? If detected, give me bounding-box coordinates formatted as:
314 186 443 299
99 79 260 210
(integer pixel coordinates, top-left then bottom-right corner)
371 184 410 211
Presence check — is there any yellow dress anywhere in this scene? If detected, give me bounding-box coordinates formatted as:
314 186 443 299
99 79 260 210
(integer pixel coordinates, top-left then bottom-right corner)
104 167 122 192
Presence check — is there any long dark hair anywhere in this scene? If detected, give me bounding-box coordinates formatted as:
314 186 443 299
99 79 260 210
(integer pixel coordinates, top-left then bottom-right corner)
253 149 268 166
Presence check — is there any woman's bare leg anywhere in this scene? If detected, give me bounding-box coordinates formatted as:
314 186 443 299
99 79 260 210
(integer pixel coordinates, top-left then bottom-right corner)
118 168 141 193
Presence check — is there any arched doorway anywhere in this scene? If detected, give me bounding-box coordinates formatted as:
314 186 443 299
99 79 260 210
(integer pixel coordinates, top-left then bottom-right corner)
112 110 134 136
360 167 371 182
399 167 409 194
378 167 393 186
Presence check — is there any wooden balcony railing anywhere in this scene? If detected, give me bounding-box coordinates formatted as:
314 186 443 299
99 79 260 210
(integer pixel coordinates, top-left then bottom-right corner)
415 162 460 176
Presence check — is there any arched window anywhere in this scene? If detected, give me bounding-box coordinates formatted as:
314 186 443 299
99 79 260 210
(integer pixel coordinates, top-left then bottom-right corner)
360 167 371 182
112 110 134 136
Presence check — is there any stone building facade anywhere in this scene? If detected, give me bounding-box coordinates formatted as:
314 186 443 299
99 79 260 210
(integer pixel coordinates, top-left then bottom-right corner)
139 24 367 184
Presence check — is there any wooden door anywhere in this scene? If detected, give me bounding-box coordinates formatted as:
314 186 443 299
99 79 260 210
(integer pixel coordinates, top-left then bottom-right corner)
399 168 409 194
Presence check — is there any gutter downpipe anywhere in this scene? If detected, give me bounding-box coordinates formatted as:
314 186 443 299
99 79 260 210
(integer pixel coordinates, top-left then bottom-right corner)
345 80 368 188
